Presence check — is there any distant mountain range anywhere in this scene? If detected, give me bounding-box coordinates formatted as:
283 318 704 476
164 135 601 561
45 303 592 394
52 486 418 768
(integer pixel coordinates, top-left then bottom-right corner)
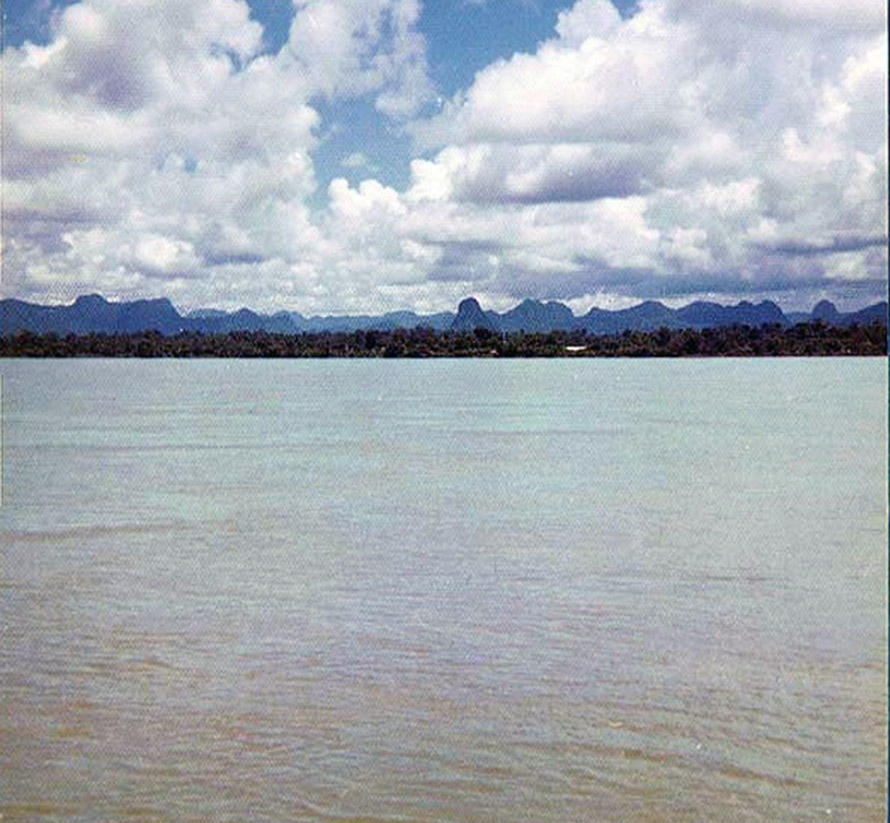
1 294 886 337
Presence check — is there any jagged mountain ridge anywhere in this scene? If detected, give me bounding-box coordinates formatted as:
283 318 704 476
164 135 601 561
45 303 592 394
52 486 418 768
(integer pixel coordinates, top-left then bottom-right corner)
0 293 886 336
451 298 500 332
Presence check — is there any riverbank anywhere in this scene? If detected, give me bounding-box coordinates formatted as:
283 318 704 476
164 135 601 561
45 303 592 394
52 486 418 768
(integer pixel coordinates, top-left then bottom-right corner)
1 321 886 358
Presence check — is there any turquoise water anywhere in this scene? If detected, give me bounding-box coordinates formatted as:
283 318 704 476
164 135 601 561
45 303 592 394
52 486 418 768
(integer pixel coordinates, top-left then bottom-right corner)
0 358 886 822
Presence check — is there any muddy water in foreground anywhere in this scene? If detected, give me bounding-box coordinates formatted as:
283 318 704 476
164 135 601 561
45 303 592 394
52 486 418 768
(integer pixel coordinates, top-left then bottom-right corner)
0 358 886 822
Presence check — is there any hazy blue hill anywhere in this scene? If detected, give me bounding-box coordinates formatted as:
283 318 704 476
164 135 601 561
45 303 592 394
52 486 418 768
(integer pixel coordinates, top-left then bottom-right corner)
416 312 456 331
726 300 786 327
368 311 452 331
186 308 229 318
271 310 453 332
812 300 843 324
499 299 575 332
785 311 811 325
65 294 121 333
2 293 887 337
0 298 65 334
451 297 500 332
675 300 785 329
580 300 677 333
672 301 726 328
275 311 305 332
117 298 183 334
827 301 888 326
845 302 888 325
299 315 355 333
0 294 173 334
375 312 422 330
255 311 302 334
301 313 419 332
578 299 786 333
0 294 183 335
182 308 304 333
224 308 272 332
786 300 888 327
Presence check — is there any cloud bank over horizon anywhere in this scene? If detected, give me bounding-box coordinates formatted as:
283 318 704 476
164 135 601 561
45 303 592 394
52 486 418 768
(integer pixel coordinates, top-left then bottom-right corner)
2 0 887 314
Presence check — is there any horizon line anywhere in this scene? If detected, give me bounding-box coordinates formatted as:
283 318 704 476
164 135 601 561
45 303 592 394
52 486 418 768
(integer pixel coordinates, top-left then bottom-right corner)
3 292 887 320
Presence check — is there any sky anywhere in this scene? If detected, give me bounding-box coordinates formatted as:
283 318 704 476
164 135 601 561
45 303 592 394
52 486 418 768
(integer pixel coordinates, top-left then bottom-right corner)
1 0 887 315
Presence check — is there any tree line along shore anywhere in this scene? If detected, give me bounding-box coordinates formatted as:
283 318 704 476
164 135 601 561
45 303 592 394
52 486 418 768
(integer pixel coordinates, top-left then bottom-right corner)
1 320 886 358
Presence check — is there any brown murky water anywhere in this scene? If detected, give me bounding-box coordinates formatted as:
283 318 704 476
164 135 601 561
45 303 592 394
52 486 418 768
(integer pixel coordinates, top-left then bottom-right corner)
0 358 886 822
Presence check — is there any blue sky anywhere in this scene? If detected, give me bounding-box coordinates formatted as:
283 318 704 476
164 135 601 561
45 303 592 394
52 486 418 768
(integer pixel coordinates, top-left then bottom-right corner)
1 0 886 314
5 0 639 194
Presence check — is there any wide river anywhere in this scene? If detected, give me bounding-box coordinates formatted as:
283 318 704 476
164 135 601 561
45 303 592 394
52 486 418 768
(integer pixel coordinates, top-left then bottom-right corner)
0 358 886 822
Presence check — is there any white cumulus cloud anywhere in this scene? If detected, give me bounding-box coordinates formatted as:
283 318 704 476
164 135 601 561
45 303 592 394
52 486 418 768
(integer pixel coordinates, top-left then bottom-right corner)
402 0 887 306
1 0 435 312
1 0 886 314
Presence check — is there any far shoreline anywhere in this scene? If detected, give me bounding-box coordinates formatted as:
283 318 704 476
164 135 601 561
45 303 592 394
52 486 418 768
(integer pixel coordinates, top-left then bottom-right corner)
1 321 886 358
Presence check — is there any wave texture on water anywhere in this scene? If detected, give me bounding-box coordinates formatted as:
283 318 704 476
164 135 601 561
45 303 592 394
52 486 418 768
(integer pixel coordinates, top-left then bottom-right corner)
0 358 886 823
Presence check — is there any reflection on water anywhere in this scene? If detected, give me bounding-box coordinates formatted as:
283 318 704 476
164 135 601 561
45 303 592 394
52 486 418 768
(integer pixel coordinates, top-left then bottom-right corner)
0 358 886 822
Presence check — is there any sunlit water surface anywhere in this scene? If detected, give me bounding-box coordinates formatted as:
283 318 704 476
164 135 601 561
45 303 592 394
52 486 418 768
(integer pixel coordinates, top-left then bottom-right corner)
0 358 886 823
